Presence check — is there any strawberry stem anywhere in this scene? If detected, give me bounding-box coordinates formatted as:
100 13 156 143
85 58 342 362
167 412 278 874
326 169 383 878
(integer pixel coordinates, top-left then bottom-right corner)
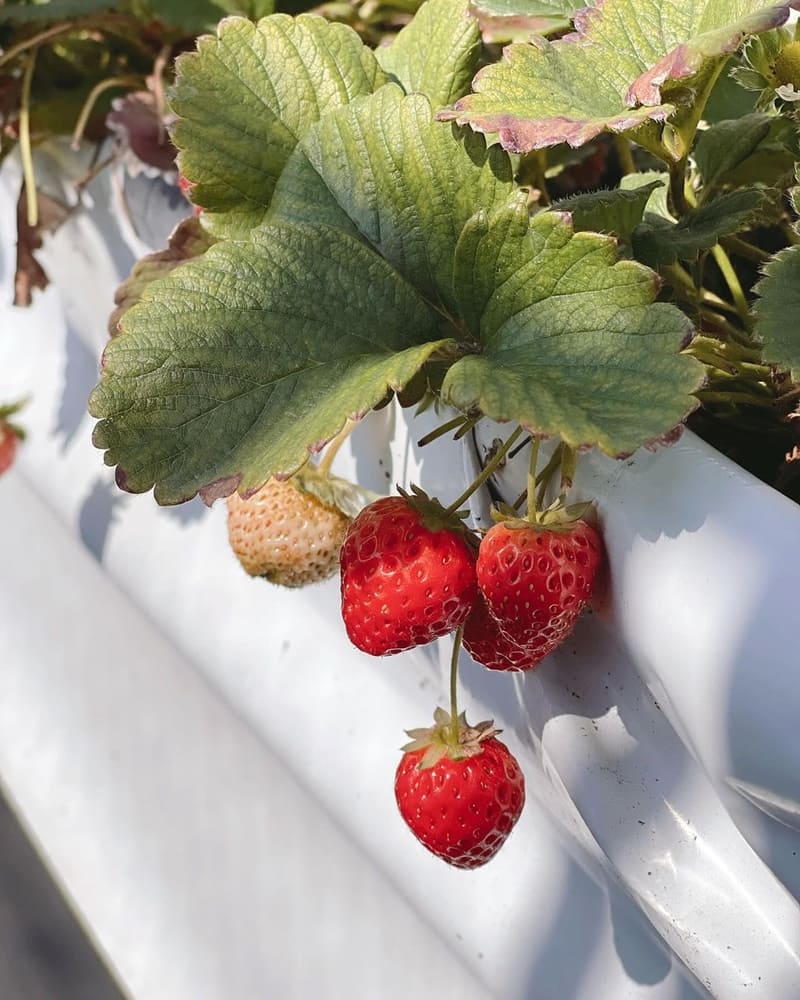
449 624 464 745
558 446 577 505
19 50 38 228
443 426 523 516
318 419 356 477
526 437 540 522
536 443 564 510
417 414 471 447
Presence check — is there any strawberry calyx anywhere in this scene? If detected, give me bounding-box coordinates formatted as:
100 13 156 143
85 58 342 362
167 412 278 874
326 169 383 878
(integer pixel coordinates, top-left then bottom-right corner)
0 399 28 443
490 498 594 533
293 464 379 520
401 707 498 769
396 483 478 547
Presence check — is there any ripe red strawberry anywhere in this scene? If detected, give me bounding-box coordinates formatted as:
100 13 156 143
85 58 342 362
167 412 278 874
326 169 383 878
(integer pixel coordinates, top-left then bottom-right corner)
339 492 478 656
0 405 26 477
463 593 547 672
0 423 17 477
476 518 602 664
395 709 525 869
227 475 351 587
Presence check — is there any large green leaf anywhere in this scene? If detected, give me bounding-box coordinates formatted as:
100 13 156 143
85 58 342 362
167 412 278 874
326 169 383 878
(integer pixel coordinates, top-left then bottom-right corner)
439 0 795 152
753 245 800 380
92 84 702 502
376 0 481 106
443 204 702 454
279 86 514 315
169 14 388 238
91 222 452 503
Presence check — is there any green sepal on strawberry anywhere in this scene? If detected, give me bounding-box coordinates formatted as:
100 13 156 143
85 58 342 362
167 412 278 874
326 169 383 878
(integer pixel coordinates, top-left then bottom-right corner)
339 488 479 656
395 708 525 869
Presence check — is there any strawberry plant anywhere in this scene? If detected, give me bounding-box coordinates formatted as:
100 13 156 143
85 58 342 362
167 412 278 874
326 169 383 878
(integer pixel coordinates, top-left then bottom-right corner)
76 0 800 864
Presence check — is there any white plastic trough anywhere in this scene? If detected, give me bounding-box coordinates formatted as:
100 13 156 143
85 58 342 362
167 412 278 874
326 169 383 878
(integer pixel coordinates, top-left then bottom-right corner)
1 147 799 1000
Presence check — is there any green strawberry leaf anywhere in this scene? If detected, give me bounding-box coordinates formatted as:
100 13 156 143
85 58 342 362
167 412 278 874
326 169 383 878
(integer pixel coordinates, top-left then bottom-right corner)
693 113 773 191
170 14 388 239
699 115 797 190
443 203 703 455
439 0 795 152
108 217 215 337
551 180 663 243
92 86 702 501
90 222 452 504
376 0 481 106
753 244 800 380
631 187 768 266
275 86 514 315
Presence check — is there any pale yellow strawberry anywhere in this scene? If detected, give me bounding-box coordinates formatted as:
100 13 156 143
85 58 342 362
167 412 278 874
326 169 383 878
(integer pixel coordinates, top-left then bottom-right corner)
227 477 352 588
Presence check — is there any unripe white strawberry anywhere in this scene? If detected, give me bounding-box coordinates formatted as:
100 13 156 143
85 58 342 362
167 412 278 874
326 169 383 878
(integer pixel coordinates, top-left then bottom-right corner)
227 475 352 588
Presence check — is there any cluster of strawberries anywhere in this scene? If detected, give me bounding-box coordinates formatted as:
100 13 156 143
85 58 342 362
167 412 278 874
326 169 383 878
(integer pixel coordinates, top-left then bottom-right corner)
338 488 602 868
229 467 602 870
339 491 602 669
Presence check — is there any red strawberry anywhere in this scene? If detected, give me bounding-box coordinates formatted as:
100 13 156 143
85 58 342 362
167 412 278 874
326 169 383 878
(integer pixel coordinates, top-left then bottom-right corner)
0 422 17 476
0 404 26 477
476 518 602 664
339 491 478 656
463 593 547 672
395 709 525 869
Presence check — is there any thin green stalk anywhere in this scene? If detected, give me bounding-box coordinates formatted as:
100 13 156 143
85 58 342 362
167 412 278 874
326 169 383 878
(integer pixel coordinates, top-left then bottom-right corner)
19 51 37 228
417 414 469 448
318 419 355 476
613 135 636 176
668 158 690 216
532 150 551 207
699 290 741 317
443 426 523 516
697 308 754 347
508 434 532 461
686 337 771 377
721 235 771 266
71 75 143 150
711 244 750 326
663 262 697 300
536 443 563 510
526 437 540 521
558 445 577 504
449 625 464 743
696 389 776 410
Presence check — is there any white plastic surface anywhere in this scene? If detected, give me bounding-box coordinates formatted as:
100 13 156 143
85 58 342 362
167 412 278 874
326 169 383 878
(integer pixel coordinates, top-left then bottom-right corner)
0 147 797 998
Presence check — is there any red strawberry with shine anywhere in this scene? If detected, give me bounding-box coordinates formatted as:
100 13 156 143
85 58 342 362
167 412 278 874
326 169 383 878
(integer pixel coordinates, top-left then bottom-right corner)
476 519 602 664
340 493 477 656
395 709 525 869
